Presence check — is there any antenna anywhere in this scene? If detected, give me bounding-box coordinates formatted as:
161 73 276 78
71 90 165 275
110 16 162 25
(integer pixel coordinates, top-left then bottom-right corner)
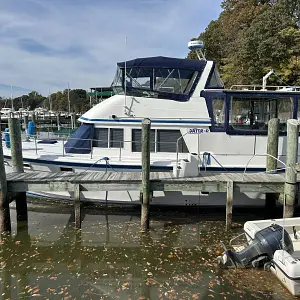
188 40 206 60
124 36 127 115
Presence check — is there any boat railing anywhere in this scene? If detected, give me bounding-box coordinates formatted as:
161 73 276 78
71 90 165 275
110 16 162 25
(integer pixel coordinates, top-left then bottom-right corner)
230 85 300 91
26 136 182 162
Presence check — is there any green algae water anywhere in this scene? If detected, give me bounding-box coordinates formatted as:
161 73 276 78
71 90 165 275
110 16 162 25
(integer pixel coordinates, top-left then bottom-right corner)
0 203 297 299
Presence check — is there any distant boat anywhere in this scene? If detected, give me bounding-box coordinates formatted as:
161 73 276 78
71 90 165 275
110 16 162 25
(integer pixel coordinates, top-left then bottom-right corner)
0 108 13 115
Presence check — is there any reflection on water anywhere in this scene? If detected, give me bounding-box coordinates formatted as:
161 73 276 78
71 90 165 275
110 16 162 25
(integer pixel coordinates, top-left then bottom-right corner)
0 204 297 299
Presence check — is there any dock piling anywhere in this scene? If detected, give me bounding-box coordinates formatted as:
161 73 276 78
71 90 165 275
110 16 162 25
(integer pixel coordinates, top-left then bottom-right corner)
141 118 151 232
226 181 233 231
0 134 11 234
74 184 81 229
284 119 299 218
265 118 280 216
23 115 29 132
8 117 28 230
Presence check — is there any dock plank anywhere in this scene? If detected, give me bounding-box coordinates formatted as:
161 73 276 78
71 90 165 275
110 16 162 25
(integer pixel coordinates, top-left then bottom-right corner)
6 170 298 194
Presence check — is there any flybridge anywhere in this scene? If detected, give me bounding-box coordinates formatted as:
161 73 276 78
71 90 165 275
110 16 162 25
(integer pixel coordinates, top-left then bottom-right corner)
112 56 208 101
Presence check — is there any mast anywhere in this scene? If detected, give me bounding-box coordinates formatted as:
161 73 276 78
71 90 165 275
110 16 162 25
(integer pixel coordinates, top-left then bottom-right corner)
49 88 52 111
124 36 127 114
11 85 14 111
67 82 70 114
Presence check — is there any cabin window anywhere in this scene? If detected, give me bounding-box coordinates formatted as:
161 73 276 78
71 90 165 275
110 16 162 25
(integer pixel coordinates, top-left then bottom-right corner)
132 129 155 152
131 129 188 153
154 69 196 94
298 98 300 120
206 66 224 88
229 96 293 132
157 130 188 153
109 129 124 148
93 128 124 148
212 97 225 127
93 128 108 147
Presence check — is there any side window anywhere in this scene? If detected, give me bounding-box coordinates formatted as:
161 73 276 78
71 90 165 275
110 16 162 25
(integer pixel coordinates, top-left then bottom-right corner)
132 129 155 152
278 98 293 131
110 129 124 148
93 128 108 147
93 128 124 148
157 130 188 153
229 96 293 132
212 97 225 128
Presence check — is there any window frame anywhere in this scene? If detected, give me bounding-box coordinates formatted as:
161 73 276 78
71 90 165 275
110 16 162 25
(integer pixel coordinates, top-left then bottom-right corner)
93 128 125 149
225 93 297 136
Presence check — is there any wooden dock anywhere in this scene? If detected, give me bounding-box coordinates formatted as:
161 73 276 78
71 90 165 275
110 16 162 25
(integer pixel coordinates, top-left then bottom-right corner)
5 170 299 231
6 171 292 194
1 117 300 234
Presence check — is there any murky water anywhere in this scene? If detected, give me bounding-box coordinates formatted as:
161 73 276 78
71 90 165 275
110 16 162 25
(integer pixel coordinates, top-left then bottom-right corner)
0 203 298 299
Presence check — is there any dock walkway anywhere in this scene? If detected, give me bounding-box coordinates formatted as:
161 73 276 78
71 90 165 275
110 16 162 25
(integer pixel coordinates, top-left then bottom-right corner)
6 171 293 194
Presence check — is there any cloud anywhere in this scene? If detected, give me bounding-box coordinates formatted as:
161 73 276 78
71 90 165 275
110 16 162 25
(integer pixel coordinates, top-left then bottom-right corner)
0 0 222 98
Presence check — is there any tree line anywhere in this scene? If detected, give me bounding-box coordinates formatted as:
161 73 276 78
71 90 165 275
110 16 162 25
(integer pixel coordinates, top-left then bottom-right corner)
188 0 300 88
0 89 95 114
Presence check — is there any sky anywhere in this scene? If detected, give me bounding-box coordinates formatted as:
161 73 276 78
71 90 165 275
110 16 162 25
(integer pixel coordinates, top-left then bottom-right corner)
0 0 223 98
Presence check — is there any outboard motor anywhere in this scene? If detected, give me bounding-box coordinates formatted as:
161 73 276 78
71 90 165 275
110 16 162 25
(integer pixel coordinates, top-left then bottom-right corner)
217 224 293 268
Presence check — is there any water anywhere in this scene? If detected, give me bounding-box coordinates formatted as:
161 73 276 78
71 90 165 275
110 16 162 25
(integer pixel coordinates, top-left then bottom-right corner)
0 203 298 299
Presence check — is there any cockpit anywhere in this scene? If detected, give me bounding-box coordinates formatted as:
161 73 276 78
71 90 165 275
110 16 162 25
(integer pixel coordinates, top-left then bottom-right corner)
111 56 208 101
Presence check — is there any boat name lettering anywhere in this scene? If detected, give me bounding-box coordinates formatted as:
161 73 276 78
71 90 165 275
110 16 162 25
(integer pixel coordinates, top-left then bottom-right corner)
188 128 210 134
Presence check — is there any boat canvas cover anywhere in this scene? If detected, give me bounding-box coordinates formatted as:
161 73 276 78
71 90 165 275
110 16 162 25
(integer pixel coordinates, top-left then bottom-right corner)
64 124 94 154
117 56 207 72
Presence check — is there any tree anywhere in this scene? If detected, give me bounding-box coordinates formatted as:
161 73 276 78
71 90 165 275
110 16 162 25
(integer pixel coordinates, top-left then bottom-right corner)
189 0 300 87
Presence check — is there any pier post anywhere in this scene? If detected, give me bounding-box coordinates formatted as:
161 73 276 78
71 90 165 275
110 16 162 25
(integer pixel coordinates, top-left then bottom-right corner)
284 119 299 218
23 115 29 132
0 133 11 234
141 118 151 232
56 113 61 131
226 181 233 231
265 118 280 217
8 118 28 230
74 184 81 229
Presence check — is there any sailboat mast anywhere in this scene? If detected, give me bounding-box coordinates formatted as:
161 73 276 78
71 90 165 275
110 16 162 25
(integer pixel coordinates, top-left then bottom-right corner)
67 82 70 114
124 36 127 114
11 85 14 111
49 88 52 111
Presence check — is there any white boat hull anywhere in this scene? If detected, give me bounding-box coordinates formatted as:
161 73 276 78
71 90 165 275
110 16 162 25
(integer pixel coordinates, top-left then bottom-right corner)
244 218 300 296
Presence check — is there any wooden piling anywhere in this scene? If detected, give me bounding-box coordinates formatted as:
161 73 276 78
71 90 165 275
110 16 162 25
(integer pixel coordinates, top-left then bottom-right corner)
265 118 280 217
57 113 61 131
0 134 11 233
141 118 151 232
74 184 81 229
226 181 233 231
284 119 299 218
23 115 29 132
8 118 28 229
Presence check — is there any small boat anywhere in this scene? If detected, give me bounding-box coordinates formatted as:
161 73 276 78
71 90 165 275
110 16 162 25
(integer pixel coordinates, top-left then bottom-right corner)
218 217 300 296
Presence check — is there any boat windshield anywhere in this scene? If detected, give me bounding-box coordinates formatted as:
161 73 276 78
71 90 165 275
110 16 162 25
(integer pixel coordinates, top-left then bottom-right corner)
112 56 207 100
111 66 200 101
